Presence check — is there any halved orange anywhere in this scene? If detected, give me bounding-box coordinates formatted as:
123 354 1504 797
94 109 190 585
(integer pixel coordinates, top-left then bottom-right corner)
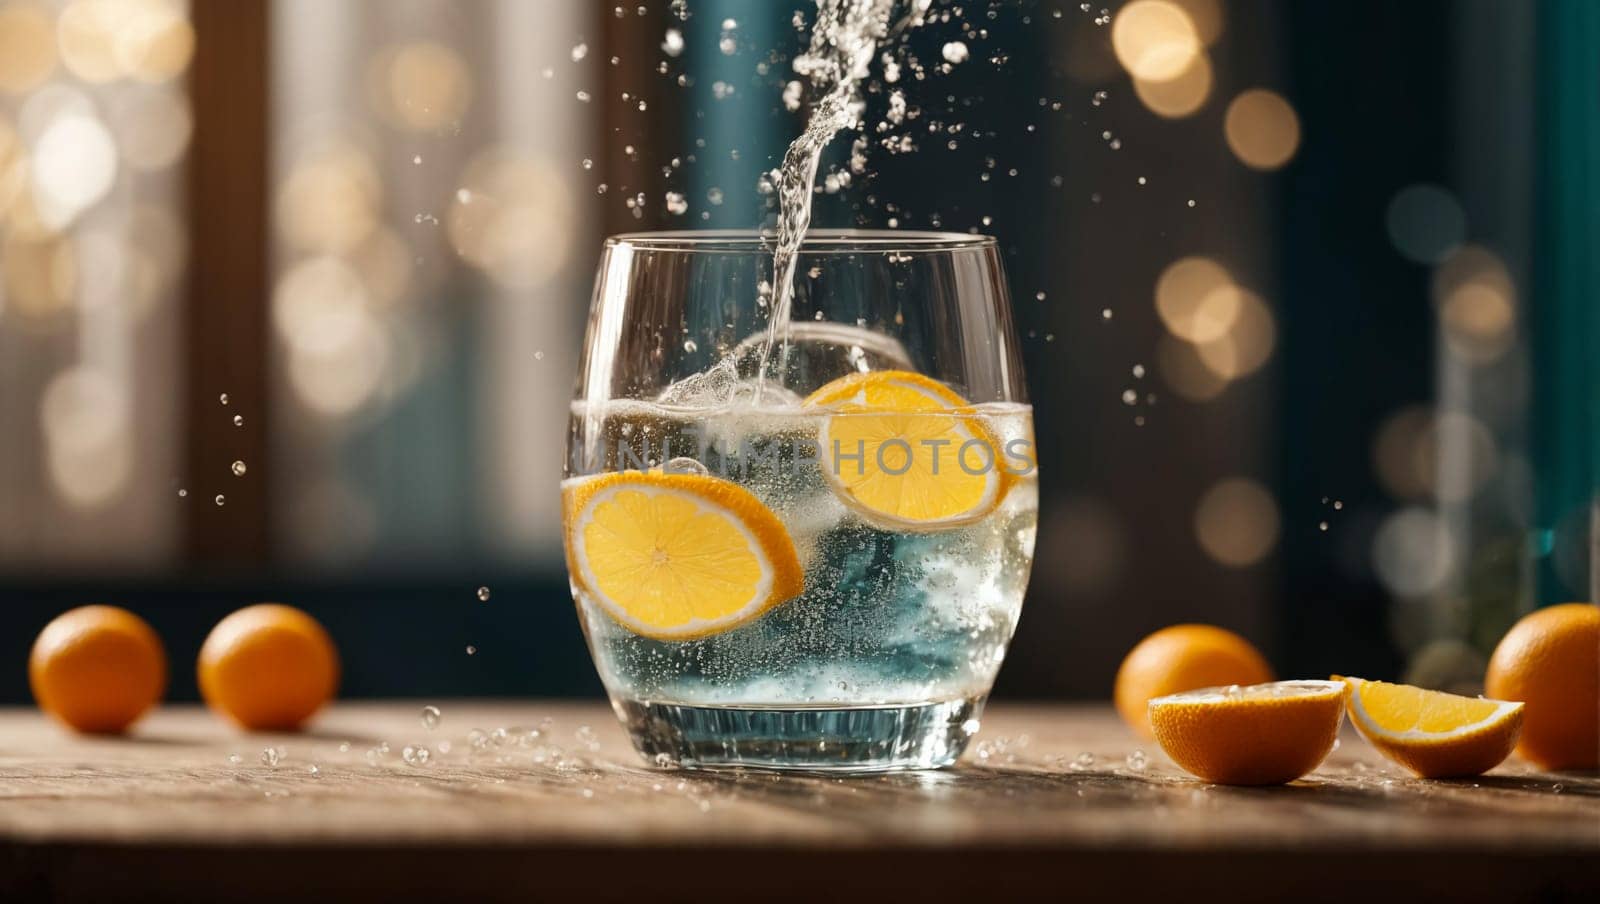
1149 680 1347 785
803 370 1008 531
563 471 804 641
1339 676 1523 778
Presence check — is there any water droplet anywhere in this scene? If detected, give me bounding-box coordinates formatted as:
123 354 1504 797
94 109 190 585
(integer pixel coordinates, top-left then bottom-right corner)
468 728 490 752
231 460 247 476
232 415 243 426
1132 364 1146 378
653 752 676 768
465 644 477 655
1091 90 1108 107
1319 521 1330 531
682 339 698 353
338 742 351 753
575 90 591 103
412 154 422 165
1552 783 1565 794
665 191 687 215
706 187 724 205
218 393 229 405
437 739 452 754
402 745 431 766
476 586 491 601
214 494 226 506
570 42 588 62
575 725 600 751
308 764 320 775
661 28 684 57
1125 749 1147 770
1071 752 1095 770
260 746 282 767
1121 389 1138 405
227 753 241 765
1101 308 1114 320
420 705 441 731
177 488 187 497
941 41 969 64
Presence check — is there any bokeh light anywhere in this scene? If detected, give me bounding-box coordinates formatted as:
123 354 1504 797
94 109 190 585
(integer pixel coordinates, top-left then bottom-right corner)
31 108 118 229
1371 405 1499 503
1111 1 1202 82
373 41 473 132
448 147 571 289
56 0 191 84
1154 255 1238 343
39 366 133 508
1194 288 1276 380
1223 88 1301 170
107 84 191 170
1157 333 1228 401
276 141 381 255
0 3 58 95
1372 507 1456 598
1132 53 1212 119
1385 184 1466 264
1 229 76 321
1194 477 1280 567
1432 245 1516 364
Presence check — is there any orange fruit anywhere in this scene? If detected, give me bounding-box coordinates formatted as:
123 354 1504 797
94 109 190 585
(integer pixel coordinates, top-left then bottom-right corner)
1485 602 1599 770
1149 680 1347 785
564 471 804 640
803 370 1010 531
1339 677 1522 778
198 604 339 731
1114 624 1275 738
30 605 166 733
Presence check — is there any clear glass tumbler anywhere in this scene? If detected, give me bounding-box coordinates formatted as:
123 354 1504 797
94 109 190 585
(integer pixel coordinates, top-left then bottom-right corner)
564 230 1035 771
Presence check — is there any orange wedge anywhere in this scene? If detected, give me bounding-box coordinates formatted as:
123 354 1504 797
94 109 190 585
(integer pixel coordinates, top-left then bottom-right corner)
563 471 803 641
1339 677 1523 778
803 370 1007 531
1149 680 1347 785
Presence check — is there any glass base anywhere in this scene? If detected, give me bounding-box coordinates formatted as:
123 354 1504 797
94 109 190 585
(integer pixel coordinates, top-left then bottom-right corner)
613 696 984 772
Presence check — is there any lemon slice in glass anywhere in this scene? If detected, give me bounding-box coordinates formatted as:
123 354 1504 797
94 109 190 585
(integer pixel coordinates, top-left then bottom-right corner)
804 370 1009 531
563 471 804 641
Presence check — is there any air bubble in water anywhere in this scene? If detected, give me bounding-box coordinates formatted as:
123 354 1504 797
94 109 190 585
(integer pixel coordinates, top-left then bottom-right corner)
942 41 969 64
665 191 687 215
663 457 707 475
477 586 491 601
420 705 441 730
683 339 698 353
1091 90 1108 107
661 28 683 57
706 187 724 205
231 460 247 476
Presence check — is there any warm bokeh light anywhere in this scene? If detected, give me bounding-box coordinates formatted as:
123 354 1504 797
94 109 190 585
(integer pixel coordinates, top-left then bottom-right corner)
0 112 23 216
39 366 133 508
0 3 58 94
1132 52 1212 119
1 229 76 321
1194 288 1276 380
56 0 191 84
1157 334 1228 401
1432 245 1516 364
1168 0 1224 46
1194 477 1280 567
1111 0 1202 82
1371 405 1434 500
1155 255 1238 343
31 107 118 229
108 84 191 170
374 41 473 132
1034 497 1126 595
274 256 391 417
276 141 381 255
448 147 571 289
1223 88 1300 170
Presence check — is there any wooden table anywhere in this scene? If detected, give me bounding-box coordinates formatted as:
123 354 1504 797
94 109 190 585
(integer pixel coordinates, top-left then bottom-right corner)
1 702 1595 902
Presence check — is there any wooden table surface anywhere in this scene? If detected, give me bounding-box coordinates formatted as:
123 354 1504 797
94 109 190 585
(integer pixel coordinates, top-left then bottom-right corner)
2 702 1596 902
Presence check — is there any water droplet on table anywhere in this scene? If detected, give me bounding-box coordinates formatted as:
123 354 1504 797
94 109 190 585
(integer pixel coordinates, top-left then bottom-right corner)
260 746 282 767
420 705 441 731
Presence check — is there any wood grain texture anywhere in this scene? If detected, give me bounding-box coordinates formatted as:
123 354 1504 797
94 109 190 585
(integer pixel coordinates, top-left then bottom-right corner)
1 702 1596 902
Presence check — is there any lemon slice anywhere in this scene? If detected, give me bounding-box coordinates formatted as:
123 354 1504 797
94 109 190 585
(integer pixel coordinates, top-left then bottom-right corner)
1339 676 1523 778
563 471 804 641
1148 680 1347 785
803 370 1008 531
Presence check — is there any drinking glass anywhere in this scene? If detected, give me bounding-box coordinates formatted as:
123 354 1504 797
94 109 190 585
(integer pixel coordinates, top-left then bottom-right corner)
564 230 1035 771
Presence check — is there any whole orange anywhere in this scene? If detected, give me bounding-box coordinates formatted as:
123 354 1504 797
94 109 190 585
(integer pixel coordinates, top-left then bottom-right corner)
1485 602 1599 770
30 605 166 733
1114 624 1275 738
198 603 339 731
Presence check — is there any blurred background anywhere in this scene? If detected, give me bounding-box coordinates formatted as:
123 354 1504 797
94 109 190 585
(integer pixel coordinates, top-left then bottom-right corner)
0 0 1593 702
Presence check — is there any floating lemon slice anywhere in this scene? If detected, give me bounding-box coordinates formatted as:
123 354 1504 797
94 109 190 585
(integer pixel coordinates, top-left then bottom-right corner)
1338 676 1523 778
803 370 1008 531
563 471 804 641
1149 680 1347 785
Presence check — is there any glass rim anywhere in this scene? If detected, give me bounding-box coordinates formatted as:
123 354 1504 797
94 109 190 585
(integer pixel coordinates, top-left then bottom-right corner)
603 228 996 254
